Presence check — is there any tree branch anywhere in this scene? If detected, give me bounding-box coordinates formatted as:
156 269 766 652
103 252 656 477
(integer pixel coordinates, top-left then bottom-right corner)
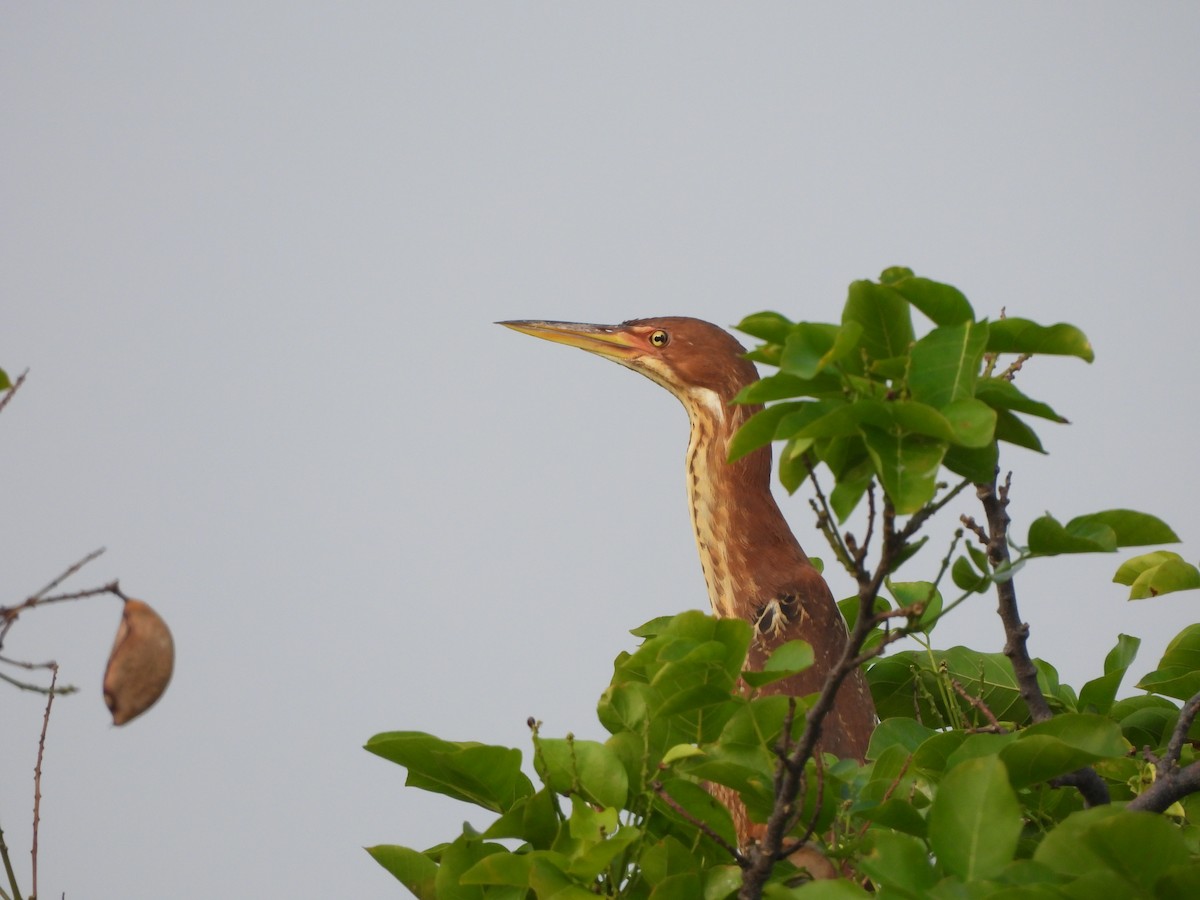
1128 689 1200 813
977 476 1109 806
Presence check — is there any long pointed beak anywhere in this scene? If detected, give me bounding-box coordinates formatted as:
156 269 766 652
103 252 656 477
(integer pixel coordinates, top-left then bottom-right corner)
498 320 642 361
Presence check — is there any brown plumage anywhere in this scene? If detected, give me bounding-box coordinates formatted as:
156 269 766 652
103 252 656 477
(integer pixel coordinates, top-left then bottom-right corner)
501 316 877 845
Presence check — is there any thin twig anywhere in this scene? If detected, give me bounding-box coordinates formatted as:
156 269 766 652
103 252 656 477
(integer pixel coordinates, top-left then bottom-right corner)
32 548 107 601
651 782 747 866
31 665 58 900
950 678 1006 732
0 817 20 900
0 369 28 417
804 458 857 577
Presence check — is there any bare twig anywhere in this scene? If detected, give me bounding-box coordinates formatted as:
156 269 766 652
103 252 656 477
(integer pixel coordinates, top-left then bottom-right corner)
32 548 107 601
31 666 58 900
804 458 858 578
0 369 29 417
0 549 116 651
0 817 20 900
950 678 1007 732
977 476 1109 807
652 781 747 866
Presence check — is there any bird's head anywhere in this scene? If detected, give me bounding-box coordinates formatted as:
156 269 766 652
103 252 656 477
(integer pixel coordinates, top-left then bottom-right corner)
499 316 760 404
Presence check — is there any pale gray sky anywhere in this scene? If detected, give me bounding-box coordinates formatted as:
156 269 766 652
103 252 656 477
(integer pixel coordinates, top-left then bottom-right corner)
2 4 1198 898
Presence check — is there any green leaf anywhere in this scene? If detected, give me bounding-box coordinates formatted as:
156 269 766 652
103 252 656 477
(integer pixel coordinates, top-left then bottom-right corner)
780 323 841 379
1035 807 1189 889
993 408 1045 453
939 398 997 448
0 368 11 391
435 833 509 900
974 378 1067 422
1067 509 1179 547
1136 624 1200 701
909 320 989 408
1078 635 1140 714
364 732 533 812
867 717 936 759
727 401 809 461
861 426 946 515
986 317 1094 362
929 756 1022 880
888 401 958 442
859 830 938 896
742 639 815 688
535 737 630 809
734 371 842 403
843 279 915 363
888 275 975 325
1027 514 1117 555
887 580 943 632
1128 558 1200 600
366 845 438 898
952 555 990 593
943 441 999 483
999 714 1127 788
734 311 795 344
1113 550 1187 586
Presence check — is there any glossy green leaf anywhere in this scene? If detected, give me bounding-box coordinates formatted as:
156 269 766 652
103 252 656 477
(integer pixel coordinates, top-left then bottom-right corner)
780 322 842 378
742 639 814 688
1027 514 1117 555
888 401 958 442
938 398 996 448
727 401 809 461
1136 624 1200 701
888 275 975 325
1067 509 1179 547
887 580 943 632
1036 807 1189 890
1078 635 1140 713
862 426 946 514
435 833 509 900
993 409 1045 453
364 732 533 812
843 279 915 363
974 378 1067 422
929 756 1022 880
909 320 989 408
999 714 1126 788
791 398 891 439
859 830 938 896
952 555 990 593
867 717 936 759
734 370 842 403
653 777 737 851
366 845 438 898
943 441 999 483
734 310 795 344
535 737 630 809
986 317 1094 362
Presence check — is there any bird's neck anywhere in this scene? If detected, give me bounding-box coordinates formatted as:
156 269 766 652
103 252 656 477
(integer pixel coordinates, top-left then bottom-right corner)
678 390 809 620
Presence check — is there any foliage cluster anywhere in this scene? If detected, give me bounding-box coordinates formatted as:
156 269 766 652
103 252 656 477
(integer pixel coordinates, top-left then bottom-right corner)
367 270 1200 898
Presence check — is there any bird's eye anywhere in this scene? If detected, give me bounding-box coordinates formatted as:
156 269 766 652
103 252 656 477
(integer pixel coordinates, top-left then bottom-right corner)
649 330 669 347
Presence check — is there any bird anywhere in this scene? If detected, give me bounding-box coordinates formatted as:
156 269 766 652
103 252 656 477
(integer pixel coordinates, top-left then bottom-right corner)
500 316 876 846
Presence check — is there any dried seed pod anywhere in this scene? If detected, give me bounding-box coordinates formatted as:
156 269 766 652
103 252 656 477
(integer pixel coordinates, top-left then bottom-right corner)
103 598 175 725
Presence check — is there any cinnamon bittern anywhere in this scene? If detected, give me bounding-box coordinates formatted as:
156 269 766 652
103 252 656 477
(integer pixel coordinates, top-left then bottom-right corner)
501 317 876 836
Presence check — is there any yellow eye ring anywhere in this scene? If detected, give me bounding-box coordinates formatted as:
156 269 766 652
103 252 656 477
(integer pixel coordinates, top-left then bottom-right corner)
649 330 669 347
